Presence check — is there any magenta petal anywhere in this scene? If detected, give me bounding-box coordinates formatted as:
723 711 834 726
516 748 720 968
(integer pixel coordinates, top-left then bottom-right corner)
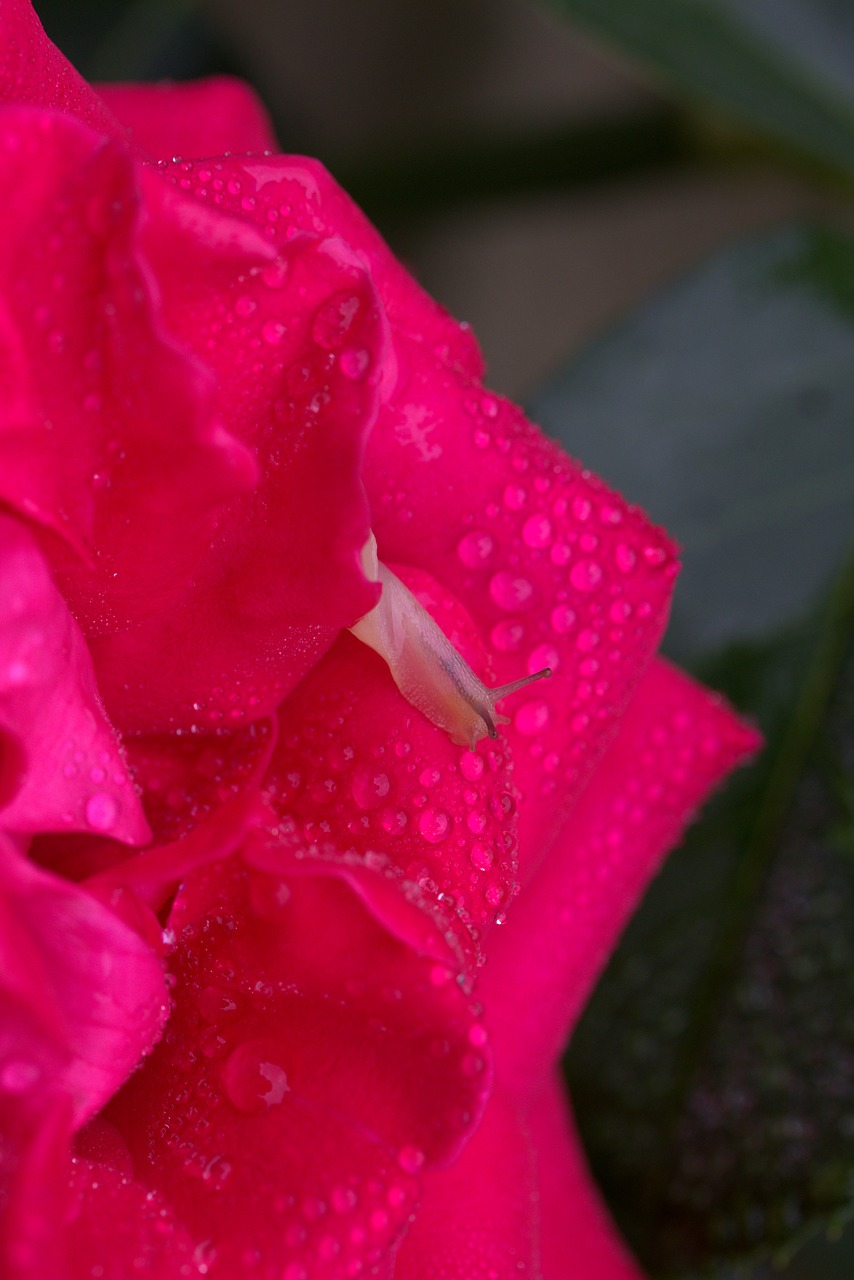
91 160 387 731
1 1095 72 1280
97 77 278 159
0 0 125 138
530 1075 644 1280
483 659 760 1099
0 106 258 637
268 614 521 957
0 840 168 1127
65 1157 198 1280
0 517 148 844
107 849 489 1277
394 1087 537 1280
366 359 679 882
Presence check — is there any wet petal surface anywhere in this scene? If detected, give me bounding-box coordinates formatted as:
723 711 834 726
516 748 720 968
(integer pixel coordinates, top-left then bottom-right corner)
482 659 760 1100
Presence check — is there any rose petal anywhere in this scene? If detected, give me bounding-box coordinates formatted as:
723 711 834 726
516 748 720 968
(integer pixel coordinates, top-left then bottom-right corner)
267 603 520 959
90 164 387 730
530 1074 644 1280
155 153 482 382
1 1095 71 1280
107 847 488 1277
0 106 258 636
482 659 760 1099
394 1087 538 1280
0 839 168 1127
153 153 682 876
0 0 124 138
66 1156 199 1280
0 517 148 844
367 365 679 882
97 77 278 160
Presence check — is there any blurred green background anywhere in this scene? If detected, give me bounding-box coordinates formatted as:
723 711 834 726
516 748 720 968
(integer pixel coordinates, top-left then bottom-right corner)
34 2 854 1276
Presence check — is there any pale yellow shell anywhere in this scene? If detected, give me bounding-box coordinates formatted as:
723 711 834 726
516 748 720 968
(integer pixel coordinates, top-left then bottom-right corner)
351 536 550 749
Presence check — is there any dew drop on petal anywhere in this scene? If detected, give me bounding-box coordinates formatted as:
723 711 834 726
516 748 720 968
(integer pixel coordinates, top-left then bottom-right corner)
570 560 602 592
397 1145 426 1174
470 843 494 871
418 807 451 844
550 605 576 635
340 347 370 379
460 751 485 782
615 543 637 574
521 514 553 548
261 320 286 345
351 769 391 810
85 792 118 831
222 1040 291 1113
514 700 550 735
491 620 525 651
456 530 495 568
528 643 559 674
489 572 534 611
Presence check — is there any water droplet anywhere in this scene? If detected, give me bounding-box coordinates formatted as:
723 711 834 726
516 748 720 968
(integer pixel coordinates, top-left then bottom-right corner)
615 543 636 574
522 514 552 548
197 986 239 1023
514 700 550 735
351 769 391 810
491 620 524 651
528 643 559 674
502 483 527 511
85 792 118 831
489 572 534 611
331 1186 358 1214
570 560 602 592
470 843 493 870
460 752 485 782
643 544 666 566
397 1145 425 1174
340 347 370 379
550 604 576 634
456 530 495 568
312 293 360 348
576 628 599 652
222 1040 291 1113
261 260 289 289
261 320 285 345
418 808 451 844
379 808 407 837
0 1060 40 1092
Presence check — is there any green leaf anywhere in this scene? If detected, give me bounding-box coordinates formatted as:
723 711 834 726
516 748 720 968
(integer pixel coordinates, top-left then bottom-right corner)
549 0 854 177
565 559 854 1275
529 224 854 668
529 225 854 1273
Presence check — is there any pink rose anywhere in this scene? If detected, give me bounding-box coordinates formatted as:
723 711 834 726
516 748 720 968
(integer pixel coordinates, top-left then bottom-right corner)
0 4 759 1277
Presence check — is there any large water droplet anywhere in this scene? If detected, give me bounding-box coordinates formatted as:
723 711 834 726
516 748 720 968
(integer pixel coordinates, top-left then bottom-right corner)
85 791 118 831
456 530 495 568
489 572 534 611
514 700 550 735
521 514 553 548
222 1039 292 1113
351 769 391 810
570 560 602 592
418 807 451 844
